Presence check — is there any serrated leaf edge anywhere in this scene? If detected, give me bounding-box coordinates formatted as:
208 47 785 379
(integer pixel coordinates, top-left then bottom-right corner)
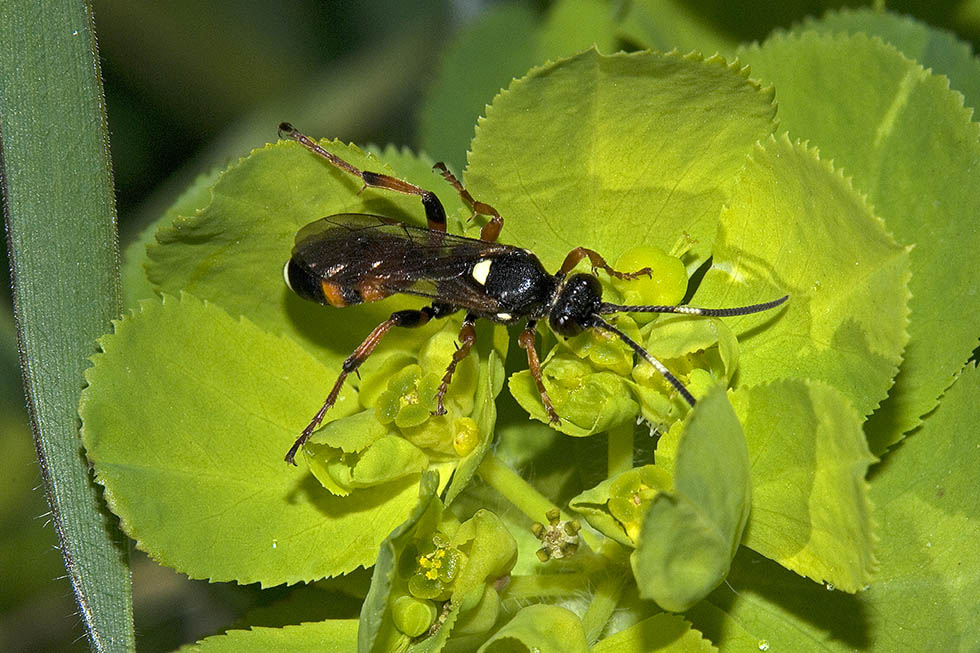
737 377 880 591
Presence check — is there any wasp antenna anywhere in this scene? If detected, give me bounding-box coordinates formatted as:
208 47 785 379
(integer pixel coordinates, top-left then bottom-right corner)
600 294 789 317
590 316 697 407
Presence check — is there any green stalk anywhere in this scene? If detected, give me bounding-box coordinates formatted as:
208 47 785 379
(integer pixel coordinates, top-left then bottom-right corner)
477 452 601 551
501 573 591 601
477 452 559 523
1 2 133 650
580 568 628 644
607 421 634 478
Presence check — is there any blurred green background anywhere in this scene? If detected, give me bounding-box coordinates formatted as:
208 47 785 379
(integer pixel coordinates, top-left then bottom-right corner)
2 1 977 651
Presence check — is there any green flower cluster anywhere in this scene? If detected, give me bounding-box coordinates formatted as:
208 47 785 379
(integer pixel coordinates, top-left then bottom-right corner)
302 324 483 495
381 501 517 645
511 245 738 435
606 465 672 543
570 464 674 547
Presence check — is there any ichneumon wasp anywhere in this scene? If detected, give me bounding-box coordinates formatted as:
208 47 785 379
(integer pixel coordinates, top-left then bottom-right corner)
278 123 788 465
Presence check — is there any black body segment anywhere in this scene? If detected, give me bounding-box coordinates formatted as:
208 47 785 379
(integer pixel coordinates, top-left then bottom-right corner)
287 214 557 321
481 251 558 318
548 274 603 336
278 124 789 465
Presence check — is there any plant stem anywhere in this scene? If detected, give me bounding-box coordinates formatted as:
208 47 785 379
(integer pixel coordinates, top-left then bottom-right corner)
477 452 601 551
607 421 634 477
501 573 591 601
581 567 628 644
477 451 557 522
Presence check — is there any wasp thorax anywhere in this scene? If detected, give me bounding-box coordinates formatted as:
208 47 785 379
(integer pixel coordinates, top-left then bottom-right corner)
483 252 556 314
549 273 602 337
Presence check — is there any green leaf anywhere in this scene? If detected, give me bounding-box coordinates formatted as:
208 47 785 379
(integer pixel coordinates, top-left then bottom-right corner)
478 604 588 653
418 4 539 170
145 139 455 368
737 31 980 449
591 612 716 652
618 0 850 57
801 8 980 114
419 0 620 169
535 0 618 61
685 547 869 651
696 134 910 419
617 0 740 56
631 386 750 612
687 363 980 650
1 3 133 649
655 381 876 593
856 361 980 648
121 166 222 309
466 49 776 270
734 380 876 592
357 472 440 653
183 619 358 652
80 294 421 584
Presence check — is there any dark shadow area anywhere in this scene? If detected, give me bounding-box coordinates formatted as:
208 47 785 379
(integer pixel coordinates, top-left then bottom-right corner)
691 547 871 649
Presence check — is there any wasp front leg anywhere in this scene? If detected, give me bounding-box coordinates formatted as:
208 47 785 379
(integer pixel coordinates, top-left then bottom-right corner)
558 247 652 280
518 321 561 424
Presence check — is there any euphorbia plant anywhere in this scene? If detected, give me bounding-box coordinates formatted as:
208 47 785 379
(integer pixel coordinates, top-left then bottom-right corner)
79 8 980 649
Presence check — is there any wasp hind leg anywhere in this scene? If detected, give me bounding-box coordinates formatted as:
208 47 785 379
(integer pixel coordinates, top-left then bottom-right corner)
278 122 448 232
432 162 503 243
285 304 454 465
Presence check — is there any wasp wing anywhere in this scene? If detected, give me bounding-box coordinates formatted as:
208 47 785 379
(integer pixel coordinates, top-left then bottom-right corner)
291 214 515 312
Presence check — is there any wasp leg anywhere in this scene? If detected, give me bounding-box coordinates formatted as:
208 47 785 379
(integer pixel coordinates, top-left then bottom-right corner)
432 162 503 243
285 304 453 465
278 122 448 232
518 321 560 424
558 247 653 280
433 315 477 416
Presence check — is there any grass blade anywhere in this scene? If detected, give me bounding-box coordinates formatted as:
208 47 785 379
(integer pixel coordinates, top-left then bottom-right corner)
0 2 134 650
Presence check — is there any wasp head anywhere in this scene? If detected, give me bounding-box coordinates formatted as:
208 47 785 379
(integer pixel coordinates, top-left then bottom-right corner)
548 273 603 337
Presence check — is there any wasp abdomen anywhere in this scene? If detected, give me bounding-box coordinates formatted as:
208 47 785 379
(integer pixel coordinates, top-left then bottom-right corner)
284 259 365 307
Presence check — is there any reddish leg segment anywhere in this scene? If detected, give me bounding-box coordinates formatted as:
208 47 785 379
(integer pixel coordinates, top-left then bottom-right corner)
518 321 560 424
433 162 504 243
559 247 652 280
433 317 478 416
279 122 448 232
